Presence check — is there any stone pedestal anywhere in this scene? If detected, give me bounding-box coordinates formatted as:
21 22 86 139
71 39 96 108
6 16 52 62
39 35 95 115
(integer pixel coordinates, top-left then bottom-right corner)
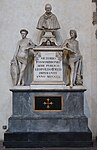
3 86 93 148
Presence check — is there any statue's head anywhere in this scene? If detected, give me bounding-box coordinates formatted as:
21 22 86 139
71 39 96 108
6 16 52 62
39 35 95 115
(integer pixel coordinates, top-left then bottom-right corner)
45 4 52 13
70 30 77 39
20 29 28 39
20 29 28 35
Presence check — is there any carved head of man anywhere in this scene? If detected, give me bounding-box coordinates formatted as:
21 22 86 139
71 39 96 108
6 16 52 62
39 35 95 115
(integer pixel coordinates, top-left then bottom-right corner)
45 4 52 14
20 29 28 39
70 30 77 39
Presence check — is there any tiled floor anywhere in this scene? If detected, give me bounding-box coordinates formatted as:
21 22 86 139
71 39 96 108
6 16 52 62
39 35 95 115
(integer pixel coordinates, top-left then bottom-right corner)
0 141 97 150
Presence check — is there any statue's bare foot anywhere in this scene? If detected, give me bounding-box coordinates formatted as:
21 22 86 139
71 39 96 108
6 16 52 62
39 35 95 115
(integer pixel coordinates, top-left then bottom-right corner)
17 83 20 86
70 84 73 88
17 81 21 86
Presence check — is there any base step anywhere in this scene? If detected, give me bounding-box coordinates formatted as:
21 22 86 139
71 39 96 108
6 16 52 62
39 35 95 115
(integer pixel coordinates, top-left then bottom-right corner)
3 131 93 148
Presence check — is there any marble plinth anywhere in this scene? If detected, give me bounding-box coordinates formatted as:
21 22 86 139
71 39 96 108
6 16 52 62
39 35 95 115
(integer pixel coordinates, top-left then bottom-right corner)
3 86 93 148
4 131 92 148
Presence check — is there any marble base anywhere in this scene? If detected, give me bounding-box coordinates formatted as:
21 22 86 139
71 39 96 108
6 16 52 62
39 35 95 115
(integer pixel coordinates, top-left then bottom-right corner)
8 116 88 132
4 130 93 148
3 86 93 148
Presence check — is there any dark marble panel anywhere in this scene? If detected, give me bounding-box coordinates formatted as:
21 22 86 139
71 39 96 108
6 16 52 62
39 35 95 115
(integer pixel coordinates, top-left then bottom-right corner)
64 92 84 115
3 131 93 148
13 92 32 115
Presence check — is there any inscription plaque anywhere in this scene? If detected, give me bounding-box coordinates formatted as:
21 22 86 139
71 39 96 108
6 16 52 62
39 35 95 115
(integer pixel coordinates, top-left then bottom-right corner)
34 51 63 82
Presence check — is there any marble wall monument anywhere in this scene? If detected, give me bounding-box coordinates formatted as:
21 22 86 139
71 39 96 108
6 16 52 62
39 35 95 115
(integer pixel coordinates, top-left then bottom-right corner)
3 3 93 148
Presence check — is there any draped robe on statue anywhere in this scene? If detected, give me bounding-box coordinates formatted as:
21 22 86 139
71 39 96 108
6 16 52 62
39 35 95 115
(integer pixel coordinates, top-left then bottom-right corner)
37 12 60 30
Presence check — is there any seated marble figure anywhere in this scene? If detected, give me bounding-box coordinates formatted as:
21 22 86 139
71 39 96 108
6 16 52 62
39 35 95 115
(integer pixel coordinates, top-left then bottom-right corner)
37 3 60 46
62 30 83 87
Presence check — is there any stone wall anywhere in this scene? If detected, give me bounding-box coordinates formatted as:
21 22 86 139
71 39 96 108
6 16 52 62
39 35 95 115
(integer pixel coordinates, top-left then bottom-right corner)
0 0 97 140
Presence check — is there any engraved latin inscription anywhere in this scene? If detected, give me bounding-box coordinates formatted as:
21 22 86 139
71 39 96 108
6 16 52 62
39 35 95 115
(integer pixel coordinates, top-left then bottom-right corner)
34 51 63 81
